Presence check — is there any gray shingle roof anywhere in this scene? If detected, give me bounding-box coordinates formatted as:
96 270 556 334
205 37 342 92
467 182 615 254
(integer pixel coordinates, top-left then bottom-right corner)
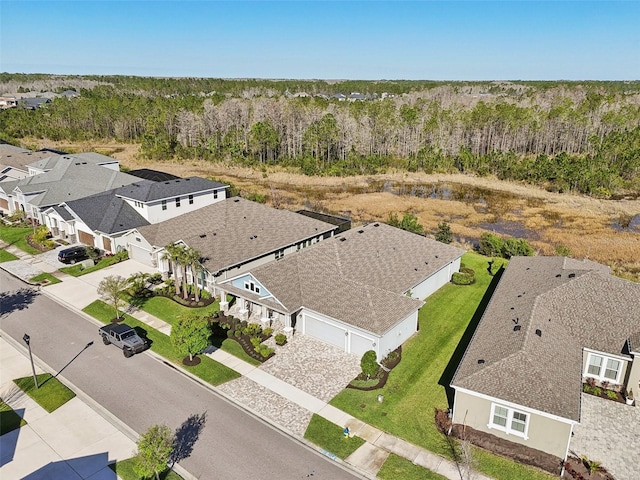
115 177 226 202
14 160 139 208
64 191 150 234
0 144 51 169
452 256 640 421
136 197 337 274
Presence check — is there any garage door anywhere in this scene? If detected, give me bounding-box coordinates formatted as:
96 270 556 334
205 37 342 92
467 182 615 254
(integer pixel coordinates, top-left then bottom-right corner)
78 230 95 246
349 332 375 357
103 237 112 252
0 198 8 210
304 313 347 350
129 244 154 266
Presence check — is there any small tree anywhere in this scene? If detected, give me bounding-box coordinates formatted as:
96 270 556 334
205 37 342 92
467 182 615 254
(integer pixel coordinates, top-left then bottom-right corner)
97 275 129 321
162 243 183 297
387 212 424 235
361 350 378 379
134 424 174 480
85 246 101 265
171 315 210 363
435 222 453 244
182 247 202 302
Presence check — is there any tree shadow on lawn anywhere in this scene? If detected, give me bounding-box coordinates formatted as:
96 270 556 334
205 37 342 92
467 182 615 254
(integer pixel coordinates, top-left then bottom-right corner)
439 265 505 408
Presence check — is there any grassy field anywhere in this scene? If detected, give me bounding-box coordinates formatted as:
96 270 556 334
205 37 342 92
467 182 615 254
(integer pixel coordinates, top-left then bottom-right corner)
109 458 183 480
377 453 448 480
83 300 239 386
303 414 365 460
0 249 19 262
330 252 554 480
0 399 27 435
0 226 40 255
13 374 76 413
131 295 220 325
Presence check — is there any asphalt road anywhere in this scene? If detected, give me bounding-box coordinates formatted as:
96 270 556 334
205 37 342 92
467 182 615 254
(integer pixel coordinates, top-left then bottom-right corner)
0 270 361 480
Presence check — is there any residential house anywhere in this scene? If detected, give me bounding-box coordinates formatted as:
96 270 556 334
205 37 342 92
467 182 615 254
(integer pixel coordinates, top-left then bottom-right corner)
44 176 227 251
122 196 338 285
0 96 18 109
451 256 640 465
218 222 464 359
19 97 51 109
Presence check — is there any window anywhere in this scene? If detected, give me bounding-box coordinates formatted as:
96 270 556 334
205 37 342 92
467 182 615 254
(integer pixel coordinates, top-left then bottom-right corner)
244 281 261 294
585 353 622 383
489 404 528 438
213 190 218 199
188 194 194 205
175 197 181 207
162 200 167 211
275 249 285 260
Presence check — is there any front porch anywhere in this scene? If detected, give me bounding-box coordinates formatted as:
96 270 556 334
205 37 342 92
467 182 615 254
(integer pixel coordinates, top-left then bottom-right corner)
223 298 290 339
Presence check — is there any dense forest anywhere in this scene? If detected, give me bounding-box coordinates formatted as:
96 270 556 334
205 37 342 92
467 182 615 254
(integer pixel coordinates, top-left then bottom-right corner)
1 74 639 197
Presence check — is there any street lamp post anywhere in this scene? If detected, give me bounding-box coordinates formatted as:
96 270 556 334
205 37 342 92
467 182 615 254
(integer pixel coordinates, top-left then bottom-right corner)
22 334 38 389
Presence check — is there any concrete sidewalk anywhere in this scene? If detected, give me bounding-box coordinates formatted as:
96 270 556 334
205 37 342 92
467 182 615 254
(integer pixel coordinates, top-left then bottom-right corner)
0 336 135 480
0 248 492 480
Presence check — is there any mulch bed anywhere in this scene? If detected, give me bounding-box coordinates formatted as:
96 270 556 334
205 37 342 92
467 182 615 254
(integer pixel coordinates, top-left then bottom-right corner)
346 346 402 391
434 409 563 475
154 290 217 308
182 356 202 366
582 383 626 404
563 457 615 480
209 314 274 363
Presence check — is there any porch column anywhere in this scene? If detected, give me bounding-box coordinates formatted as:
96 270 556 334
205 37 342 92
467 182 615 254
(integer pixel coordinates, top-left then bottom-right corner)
219 291 229 313
283 313 293 333
260 305 270 327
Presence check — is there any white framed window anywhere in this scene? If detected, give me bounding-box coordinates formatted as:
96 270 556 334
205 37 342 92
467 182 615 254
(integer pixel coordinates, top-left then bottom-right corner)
585 353 622 383
188 194 194 205
161 200 167 211
244 281 260 294
213 190 218 199
275 249 285 260
175 197 181 207
488 403 529 438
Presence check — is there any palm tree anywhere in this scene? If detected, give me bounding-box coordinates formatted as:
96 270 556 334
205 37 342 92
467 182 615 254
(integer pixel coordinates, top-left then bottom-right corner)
183 247 203 302
162 243 182 296
175 244 190 300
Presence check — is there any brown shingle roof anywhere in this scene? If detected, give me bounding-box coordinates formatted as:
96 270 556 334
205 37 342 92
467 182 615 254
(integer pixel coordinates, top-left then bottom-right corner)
452 256 640 421
136 198 336 274
248 223 463 334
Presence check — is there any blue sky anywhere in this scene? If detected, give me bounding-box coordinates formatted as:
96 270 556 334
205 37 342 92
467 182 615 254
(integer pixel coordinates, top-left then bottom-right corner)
1 1 638 80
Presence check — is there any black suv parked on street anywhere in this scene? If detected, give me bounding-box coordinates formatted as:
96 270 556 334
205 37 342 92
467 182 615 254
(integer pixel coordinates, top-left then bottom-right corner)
57 246 90 264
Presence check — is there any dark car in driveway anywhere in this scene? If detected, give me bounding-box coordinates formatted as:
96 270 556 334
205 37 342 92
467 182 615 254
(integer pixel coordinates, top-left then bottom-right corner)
57 245 91 264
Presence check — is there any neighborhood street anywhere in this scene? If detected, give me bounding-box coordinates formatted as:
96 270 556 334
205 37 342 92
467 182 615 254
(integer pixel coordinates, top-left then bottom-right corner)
0 270 360 480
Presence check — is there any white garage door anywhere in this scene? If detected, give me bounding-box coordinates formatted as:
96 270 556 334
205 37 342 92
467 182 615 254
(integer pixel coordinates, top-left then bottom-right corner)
129 244 154 266
304 314 346 350
349 332 375 357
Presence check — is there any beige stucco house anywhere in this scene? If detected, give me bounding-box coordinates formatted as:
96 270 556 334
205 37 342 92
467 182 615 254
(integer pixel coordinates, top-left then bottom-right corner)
451 256 640 465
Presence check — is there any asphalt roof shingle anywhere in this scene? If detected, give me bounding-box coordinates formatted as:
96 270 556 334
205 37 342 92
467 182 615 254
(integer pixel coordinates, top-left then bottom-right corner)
452 256 640 421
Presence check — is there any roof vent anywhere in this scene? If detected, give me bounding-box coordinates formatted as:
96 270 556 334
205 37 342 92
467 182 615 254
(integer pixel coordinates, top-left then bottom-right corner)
510 307 514 310
435 255 439 258
340 237 346 242
199 234 206 238
568 273 576 278
212 232 216 236
513 325 521 332
373 223 379 227
425 261 429 265
414 268 418 271
234 198 240 202
556 274 561 278
477 359 485 364
535 329 542 337
358 229 364 233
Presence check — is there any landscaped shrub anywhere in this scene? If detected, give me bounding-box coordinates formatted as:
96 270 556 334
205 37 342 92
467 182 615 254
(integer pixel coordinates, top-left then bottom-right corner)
226 329 235 338
478 232 534 259
263 327 273 337
255 344 274 358
275 333 287 346
452 266 475 285
234 330 241 338
360 350 378 378
250 337 262 348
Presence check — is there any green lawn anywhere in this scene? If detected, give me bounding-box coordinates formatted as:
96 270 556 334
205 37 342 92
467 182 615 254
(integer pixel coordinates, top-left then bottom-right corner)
29 272 62 285
0 399 27 435
378 453 448 480
59 254 128 276
0 249 19 262
330 252 553 480
303 414 365 460
83 300 239 386
13 374 76 413
218 338 261 366
130 295 221 326
0 226 40 255
109 457 183 480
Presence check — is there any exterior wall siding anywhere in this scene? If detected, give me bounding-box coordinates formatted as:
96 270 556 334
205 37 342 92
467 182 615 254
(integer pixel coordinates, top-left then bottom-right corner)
378 311 419 360
142 189 226 224
410 257 461 300
452 389 572 459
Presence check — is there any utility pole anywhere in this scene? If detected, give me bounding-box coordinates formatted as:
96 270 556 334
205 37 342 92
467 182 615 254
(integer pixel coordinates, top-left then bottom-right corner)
22 334 38 389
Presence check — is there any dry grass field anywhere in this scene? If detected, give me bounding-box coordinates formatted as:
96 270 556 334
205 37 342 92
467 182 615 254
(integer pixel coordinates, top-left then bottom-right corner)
28 140 640 280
